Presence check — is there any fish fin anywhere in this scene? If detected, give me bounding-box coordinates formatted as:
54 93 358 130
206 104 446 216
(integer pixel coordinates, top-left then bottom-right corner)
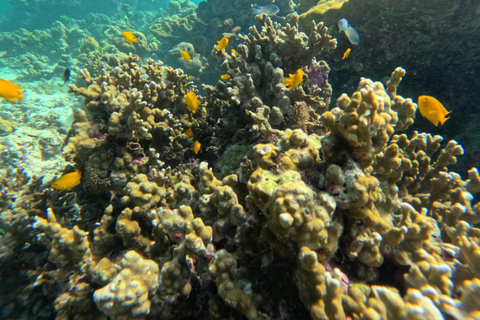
251 7 261 14
439 113 451 125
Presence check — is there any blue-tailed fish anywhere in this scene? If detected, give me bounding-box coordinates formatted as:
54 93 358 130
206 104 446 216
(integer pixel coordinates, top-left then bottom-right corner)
338 18 359 45
418 95 450 126
251 4 279 16
51 169 82 190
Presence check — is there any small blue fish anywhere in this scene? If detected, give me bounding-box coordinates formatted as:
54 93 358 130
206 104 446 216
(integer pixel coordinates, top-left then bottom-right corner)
252 4 280 16
338 18 359 45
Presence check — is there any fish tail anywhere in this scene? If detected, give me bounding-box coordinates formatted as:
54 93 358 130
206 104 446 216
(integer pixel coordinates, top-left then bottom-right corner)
440 112 451 125
251 7 261 14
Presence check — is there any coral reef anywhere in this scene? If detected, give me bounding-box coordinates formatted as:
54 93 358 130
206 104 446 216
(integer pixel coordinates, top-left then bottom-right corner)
204 14 336 148
1 5 480 320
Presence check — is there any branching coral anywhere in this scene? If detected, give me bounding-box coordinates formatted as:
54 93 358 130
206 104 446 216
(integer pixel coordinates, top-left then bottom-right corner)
204 13 335 148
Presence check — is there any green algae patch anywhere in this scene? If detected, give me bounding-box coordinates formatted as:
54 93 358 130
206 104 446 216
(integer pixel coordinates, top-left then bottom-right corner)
214 143 253 176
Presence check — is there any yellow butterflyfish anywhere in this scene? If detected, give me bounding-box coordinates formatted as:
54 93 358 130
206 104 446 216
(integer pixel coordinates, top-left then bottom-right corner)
180 50 191 62
193 141 201 154
51 169 82 190
231 49 238 56
342 48 351 59
418 95 450 126
185 91 199 113
0 79 24 102
185 128 194 138
122 31 137 43
215 37 229 51
220 74 231 80
284 69 304 89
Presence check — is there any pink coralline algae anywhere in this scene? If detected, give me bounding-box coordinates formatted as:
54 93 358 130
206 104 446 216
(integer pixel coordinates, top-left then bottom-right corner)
131 152 146 165
93 123 109 140
304 62 330 89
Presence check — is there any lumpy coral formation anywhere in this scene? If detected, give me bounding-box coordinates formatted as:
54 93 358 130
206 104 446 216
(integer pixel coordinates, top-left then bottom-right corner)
1 7 480 320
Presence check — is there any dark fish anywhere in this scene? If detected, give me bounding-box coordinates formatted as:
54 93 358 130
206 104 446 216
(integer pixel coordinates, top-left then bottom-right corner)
62 68 71 85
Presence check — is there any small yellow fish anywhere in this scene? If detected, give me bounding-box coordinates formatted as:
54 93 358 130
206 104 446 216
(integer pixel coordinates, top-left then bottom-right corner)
86 37 94 42
122 31 137 43
193 141 201 154
0 79 24 102
185 128 194 138
220 74 231 80
418 95 450 126
215 37 229 51
231 49 238 56
180 50 191 62
342 48 351 59
51 169 82 190
284 69 304 89
185 91 199 113
188 75 194 79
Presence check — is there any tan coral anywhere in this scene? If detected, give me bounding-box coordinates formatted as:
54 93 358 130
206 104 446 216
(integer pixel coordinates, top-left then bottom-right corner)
121 174 164 215
158 254 192 301
93 250 159 320
154 205 212 256
116 207 153 252
247 167 337 255
33 208 90 268
295 247 347 320
322 77 398 169
209 249 261 320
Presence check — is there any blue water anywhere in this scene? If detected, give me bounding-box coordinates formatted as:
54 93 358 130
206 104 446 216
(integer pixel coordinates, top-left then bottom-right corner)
0 0 181 31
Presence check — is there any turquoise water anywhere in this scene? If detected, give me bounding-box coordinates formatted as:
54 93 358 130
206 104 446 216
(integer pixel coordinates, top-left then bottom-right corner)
1 0 479 319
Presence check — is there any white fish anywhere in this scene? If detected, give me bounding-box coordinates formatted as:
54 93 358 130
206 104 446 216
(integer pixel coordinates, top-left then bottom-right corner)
252 4 280 16
338 18 359 45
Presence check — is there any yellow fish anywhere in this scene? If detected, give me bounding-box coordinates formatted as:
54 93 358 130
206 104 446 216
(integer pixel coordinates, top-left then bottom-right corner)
193 141 201 154
185 128 194 138
185 91 199 113
284 69 304 89
215 37 229 51
418 95 450 126
220 74 230 80
0 79 24 102
51 169 82 190
188 75 194 79
122 31 137 43
342 48 351 59
231 49 238 56
180 50 191 62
